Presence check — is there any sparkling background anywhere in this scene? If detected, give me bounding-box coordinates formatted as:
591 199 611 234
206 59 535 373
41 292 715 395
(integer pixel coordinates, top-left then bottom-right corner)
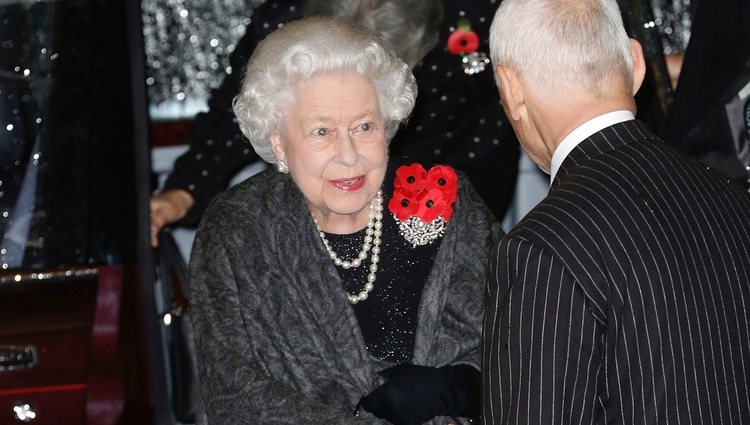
651 0 692 55
0 0 138 271
139 0 691 119
142 0 266 119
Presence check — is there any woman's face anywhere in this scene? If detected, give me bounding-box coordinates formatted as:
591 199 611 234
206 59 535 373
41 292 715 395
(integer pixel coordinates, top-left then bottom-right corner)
272 72 388 232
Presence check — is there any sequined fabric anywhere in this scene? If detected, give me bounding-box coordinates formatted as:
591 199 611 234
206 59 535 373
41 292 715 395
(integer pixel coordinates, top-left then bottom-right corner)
325 202 439 364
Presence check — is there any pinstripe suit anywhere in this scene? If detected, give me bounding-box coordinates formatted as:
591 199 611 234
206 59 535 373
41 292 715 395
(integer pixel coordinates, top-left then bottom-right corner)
483 119 750 424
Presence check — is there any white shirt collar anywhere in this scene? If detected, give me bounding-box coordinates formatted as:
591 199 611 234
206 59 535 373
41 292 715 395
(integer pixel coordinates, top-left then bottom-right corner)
549 110 635 185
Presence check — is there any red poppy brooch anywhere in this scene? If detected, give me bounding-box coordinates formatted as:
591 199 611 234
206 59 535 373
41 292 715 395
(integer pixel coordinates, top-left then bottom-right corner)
388 163 458 247
447 18 490 75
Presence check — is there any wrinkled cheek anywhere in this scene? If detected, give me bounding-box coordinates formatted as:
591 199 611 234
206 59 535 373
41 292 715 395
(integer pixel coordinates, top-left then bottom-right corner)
371 159 389 188
375 141 389 168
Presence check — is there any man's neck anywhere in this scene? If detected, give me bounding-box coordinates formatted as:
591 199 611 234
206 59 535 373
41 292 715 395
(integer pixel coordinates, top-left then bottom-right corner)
547 98 637 151
548 109 636 184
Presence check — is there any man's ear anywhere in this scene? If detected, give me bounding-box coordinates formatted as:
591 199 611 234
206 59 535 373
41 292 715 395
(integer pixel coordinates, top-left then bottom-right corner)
270 132 285 162
495 64 526 122
629 38 646 95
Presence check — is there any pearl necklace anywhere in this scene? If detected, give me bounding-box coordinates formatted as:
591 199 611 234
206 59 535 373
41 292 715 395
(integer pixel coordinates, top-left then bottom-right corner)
314 190 383 304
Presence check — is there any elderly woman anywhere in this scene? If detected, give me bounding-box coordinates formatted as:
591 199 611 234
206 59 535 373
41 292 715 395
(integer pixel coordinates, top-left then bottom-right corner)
190 17 499 425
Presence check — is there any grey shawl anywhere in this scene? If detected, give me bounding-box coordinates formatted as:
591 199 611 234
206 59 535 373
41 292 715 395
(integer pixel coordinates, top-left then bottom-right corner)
190 165 500 424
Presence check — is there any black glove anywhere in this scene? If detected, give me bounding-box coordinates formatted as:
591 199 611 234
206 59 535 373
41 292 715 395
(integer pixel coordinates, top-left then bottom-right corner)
358 364 480 425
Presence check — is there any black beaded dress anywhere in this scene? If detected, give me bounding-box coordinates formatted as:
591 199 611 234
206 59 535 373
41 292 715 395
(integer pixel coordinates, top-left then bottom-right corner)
324 177 441 364
323 163 482 421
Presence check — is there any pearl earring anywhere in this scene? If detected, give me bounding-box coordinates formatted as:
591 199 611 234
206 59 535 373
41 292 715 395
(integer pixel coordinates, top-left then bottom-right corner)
277 160 289 174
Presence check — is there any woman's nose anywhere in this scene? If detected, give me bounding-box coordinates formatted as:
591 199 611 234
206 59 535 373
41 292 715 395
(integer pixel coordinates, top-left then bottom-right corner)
335 131 358 166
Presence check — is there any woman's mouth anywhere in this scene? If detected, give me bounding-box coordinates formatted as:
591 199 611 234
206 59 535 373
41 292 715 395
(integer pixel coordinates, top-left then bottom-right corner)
331 176 365 191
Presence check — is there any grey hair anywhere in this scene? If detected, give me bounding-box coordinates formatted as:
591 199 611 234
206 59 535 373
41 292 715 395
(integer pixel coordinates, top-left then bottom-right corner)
232 16 417 164
305 0 444 65
489 0 633 98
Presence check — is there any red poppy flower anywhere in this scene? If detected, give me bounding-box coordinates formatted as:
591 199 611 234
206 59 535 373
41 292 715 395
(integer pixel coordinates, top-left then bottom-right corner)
394 163 428 191
388 186 419 221
415 188 449 223
391 163 457 224
426 165 458 203
447 29 480 55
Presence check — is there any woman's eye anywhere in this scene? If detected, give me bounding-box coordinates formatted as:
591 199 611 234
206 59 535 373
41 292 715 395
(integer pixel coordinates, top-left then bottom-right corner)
352 122 374 137
312 128 328 137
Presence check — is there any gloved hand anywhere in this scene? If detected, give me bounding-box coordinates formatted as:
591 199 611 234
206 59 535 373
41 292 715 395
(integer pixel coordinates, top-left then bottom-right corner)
358 364 480 425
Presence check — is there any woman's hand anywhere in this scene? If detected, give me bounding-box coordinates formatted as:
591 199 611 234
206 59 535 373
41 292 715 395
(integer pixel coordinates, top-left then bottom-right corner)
358 364 480 425
149 189 194 246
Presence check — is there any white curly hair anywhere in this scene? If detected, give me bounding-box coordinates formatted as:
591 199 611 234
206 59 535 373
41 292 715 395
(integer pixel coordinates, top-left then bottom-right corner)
232 16 418 164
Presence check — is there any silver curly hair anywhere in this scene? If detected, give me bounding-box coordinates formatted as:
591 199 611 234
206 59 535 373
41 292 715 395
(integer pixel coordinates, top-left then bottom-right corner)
305 0 443 66
232 16 418 164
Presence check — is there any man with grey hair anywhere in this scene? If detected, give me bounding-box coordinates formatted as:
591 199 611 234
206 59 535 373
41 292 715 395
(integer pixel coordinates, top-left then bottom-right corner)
482 0 750 424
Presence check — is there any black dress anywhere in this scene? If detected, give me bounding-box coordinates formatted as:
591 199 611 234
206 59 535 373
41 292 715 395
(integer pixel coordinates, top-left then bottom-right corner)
324 174 441 365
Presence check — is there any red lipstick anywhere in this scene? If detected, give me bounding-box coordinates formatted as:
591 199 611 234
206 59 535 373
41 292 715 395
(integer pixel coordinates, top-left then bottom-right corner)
331 176 365 191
